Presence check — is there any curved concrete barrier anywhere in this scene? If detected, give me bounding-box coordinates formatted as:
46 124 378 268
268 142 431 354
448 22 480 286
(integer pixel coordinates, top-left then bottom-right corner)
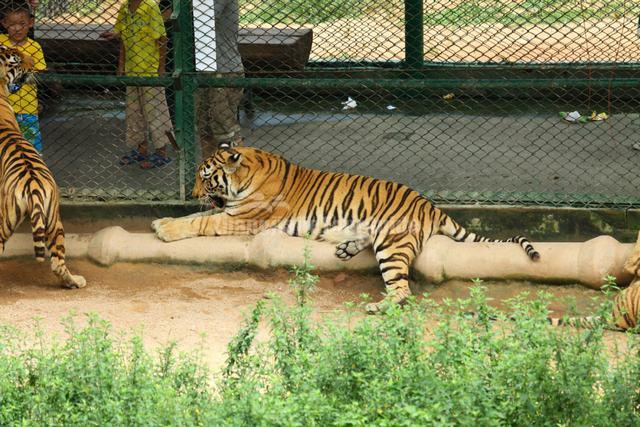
1 226 634 289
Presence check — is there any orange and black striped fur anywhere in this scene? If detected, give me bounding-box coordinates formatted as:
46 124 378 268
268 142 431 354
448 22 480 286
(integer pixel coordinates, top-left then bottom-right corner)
466 284 640 332
547 283 640 332
152 147 538 312
0 45 85 288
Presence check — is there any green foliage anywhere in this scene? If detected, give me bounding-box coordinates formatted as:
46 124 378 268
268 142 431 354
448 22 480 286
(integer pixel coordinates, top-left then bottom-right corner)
1 270 640 424
211 284 640 426
288 237 318 307
36 0 103 18
240 0 398 25
424 0 640 26
0 312 212 425
239 0 640 26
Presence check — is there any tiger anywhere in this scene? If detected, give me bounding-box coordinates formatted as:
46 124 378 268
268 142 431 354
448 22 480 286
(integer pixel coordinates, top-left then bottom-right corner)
152 146 539 313
0 45 85 289
464 283 640 332
545 283 640 332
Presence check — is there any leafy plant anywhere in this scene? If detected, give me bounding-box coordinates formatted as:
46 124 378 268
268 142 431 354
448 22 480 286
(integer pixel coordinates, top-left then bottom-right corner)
1 260 639 424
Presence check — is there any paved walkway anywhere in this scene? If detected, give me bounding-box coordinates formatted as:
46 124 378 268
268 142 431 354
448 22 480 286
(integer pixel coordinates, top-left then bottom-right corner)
40 93 640 207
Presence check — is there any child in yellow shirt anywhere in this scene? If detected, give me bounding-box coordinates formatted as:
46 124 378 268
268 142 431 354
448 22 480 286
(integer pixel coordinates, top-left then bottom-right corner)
102 0 174 169
0 3 46 152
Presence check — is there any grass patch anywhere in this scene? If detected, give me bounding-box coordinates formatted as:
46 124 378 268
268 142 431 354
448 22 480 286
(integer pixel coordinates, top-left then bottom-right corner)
239 0 640 26
240 0 399 25
424 0 640 26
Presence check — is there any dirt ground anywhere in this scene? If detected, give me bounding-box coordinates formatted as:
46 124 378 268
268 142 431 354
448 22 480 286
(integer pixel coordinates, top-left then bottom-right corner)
0 258 383 369
0 241 619 371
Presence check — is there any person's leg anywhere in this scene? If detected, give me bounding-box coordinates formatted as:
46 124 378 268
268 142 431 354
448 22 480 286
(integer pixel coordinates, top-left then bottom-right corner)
140 86 173 169
146 86 173 151
209 86 243 146
120 86 148 164
196 87 218 159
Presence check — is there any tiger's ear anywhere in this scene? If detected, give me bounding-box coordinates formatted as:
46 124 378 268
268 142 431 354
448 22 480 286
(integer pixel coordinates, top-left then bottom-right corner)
222 152 242 174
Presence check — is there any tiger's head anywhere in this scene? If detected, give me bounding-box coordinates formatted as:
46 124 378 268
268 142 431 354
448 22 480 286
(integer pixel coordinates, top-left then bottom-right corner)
0 45 34 97
193 147 245 208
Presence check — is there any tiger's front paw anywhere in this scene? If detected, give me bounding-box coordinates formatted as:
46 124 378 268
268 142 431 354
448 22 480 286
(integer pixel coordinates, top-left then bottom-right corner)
152 218 192 242
151 217 172 233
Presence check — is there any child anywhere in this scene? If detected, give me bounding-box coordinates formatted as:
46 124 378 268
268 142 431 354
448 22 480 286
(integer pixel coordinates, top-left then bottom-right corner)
105 0 174 169
0 3 45 152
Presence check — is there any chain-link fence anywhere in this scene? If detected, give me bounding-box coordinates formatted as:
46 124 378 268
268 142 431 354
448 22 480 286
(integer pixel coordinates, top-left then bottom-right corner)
26 0 640 207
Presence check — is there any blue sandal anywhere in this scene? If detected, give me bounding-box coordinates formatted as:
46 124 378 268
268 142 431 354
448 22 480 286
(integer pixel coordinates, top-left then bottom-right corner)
119 149 147 165
140 153 171 169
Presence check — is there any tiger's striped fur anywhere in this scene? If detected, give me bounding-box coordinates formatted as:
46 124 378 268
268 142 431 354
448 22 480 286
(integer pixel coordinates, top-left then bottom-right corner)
548 283 640 332
465 284 640 332
0 45 85 289
152 147 538 312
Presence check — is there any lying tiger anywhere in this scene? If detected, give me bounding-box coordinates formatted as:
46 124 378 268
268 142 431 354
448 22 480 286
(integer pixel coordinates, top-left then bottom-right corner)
153 146 539 312
468 283 640 332
547 284 639 331
0 45 85 289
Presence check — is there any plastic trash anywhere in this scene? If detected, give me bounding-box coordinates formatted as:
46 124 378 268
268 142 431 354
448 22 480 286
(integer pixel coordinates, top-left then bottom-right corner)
341 97 357 110
560 111 588 123
589 111 608 121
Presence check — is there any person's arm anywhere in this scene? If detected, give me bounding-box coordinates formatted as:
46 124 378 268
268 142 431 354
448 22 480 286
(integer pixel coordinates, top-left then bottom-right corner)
99 31 120 41
157 35 167 75
31 42 46 72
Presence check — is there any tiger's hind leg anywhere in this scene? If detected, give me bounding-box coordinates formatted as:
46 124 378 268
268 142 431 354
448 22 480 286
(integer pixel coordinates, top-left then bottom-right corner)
0 197 25 256
48 220 86 289
365 234 418 314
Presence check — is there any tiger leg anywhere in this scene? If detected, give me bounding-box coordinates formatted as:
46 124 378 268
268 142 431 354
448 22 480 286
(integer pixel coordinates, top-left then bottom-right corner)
365 240 414 314
0 198 24 256
152 213 265 242
48 220 86 289
148 208 218 231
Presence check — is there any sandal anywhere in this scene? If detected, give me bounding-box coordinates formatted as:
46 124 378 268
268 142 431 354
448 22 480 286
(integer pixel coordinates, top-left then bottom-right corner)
119 149 147 165
140 152 172 169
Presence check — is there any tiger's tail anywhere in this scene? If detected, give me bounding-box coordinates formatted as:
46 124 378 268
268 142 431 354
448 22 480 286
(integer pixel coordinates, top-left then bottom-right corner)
546 315 618 330
549 285 640 332
438 211 540 261
28 182 47 262
465 312 625 332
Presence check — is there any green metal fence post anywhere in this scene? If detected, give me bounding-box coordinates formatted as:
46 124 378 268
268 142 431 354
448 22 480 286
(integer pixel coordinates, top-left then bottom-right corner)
172 0 197 200
404 0 424 69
